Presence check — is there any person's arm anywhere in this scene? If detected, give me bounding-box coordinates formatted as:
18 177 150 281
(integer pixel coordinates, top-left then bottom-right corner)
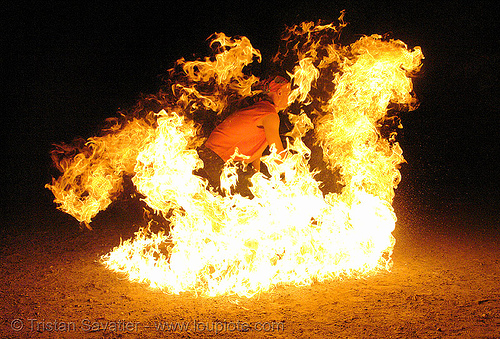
261 113 284 154
251 155 263 172
247 113 284 171
246 142 267 171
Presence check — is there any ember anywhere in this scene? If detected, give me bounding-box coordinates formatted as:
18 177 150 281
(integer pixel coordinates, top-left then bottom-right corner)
46 13 423 297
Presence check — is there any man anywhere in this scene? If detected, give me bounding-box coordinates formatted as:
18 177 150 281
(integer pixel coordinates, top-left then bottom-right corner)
197 75 292 193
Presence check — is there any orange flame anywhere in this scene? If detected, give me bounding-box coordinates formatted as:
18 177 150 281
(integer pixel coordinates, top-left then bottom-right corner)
47 16 423 296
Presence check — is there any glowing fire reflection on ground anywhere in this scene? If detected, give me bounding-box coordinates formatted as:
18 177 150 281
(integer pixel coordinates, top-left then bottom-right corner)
46 13 423 297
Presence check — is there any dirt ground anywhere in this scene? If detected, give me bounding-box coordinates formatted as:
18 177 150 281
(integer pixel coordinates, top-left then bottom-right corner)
1 190 499 339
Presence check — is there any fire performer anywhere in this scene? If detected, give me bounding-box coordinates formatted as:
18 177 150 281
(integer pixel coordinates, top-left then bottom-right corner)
196 75 291 194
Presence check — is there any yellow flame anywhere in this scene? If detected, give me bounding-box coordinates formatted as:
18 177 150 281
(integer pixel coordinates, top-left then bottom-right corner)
316 35 422 203
46 118 155 227
47 18 423 297
174 33 261 114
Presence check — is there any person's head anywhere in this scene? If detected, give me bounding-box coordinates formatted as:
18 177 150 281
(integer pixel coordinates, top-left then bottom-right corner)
259 75 291 111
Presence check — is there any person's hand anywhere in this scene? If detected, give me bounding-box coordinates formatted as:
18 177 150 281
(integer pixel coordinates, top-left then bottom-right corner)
275 150 290 164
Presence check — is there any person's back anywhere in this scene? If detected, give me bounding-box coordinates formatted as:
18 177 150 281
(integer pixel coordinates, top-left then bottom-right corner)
205 99 277 162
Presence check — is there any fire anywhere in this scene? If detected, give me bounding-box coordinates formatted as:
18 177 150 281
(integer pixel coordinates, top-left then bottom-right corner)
46 14 423 297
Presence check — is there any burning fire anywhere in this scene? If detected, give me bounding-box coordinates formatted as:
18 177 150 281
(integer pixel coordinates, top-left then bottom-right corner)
46 14 423 297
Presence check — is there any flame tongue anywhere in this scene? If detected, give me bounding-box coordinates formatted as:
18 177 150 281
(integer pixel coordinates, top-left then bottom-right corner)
315 35 422 204
47 18 423 296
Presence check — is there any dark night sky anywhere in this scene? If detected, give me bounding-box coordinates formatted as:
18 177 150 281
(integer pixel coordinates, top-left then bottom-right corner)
2 1 499 220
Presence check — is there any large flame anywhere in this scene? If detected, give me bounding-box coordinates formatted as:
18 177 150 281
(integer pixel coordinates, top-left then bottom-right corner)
46 15 423 297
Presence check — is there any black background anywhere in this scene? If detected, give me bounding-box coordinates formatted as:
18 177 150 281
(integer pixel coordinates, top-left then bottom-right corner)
2 1 499 227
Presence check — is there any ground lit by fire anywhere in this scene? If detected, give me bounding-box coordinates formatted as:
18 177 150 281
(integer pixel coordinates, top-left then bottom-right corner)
46 15 423 297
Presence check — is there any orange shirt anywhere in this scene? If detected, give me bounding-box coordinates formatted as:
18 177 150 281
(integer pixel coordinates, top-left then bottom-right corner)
205 100 277 162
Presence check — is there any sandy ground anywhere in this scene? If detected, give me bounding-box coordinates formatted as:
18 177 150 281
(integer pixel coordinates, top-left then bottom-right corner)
1 191 499 339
